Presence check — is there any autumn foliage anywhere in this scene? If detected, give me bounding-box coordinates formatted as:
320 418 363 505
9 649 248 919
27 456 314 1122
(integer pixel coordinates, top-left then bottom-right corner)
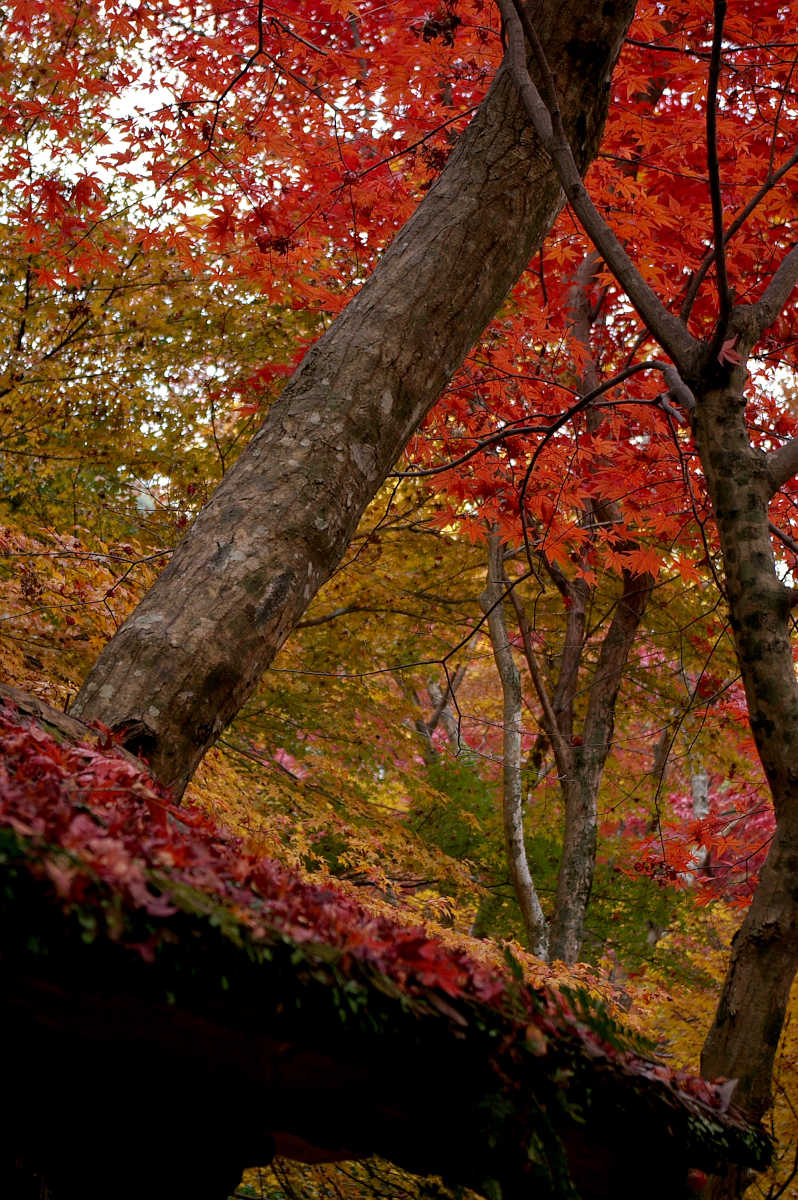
2 0 798 1194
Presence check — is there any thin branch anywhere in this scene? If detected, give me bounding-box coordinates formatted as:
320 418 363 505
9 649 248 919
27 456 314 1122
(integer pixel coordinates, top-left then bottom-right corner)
769 521 798 558
15 259 32 353
427 644 475 736
508 587 573 781
681 98 798 327
706 0 732 333
499 0 697 368
295 604 371 629
393 359 693 480
205 0 266 148
768 48 798 178
516 361 696 565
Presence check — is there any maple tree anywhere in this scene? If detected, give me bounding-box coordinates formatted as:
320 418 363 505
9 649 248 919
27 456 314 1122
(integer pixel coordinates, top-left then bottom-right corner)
66 0 638 794
489 8 798 1190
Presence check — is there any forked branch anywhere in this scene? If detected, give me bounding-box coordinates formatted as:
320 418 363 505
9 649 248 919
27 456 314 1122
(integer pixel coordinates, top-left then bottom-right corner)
749 243 798 336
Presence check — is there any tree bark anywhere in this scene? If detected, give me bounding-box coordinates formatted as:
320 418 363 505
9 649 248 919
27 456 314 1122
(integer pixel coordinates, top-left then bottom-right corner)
69 0 637 798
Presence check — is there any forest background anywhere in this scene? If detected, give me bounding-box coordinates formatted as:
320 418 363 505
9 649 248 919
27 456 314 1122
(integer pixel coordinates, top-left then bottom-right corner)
1 0 798 1196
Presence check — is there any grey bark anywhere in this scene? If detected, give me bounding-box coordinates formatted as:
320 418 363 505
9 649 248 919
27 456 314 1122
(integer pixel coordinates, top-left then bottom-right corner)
70 0 637 797
684 767 710 881
427 678 463 750
481 534 549 958
398 680 438 766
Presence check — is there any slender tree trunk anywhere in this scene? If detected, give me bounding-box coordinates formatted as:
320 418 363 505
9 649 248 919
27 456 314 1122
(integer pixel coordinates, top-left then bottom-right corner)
481 534 549 958
546 255 655 961
69 0 637 798
683 767 710 882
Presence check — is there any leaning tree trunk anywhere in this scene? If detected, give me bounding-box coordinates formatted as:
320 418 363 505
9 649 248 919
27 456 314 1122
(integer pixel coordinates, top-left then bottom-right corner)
70 0 637 798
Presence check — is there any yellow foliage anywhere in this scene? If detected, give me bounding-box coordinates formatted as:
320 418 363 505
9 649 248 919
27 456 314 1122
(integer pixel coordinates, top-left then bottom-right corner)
0 524 160 705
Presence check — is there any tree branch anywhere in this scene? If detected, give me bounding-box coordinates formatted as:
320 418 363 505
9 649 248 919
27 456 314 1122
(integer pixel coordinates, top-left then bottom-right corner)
394 359 693 480
680 144 798 323
706 0 731 334
499 0 698 369
769 520 798 558
508 587 573 782
582 569 655 760
765 437 798 497
748 243 798 335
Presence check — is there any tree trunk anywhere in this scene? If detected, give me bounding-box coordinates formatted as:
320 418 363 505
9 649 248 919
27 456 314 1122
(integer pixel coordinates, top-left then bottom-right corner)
482 534 549 958
694 370 798 1130
70 0 637 798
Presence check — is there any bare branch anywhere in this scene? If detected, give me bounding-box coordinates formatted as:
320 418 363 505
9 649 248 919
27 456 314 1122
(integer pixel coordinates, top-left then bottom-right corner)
769 520 798 558
393 359 686 479
427 637 478 744
516 360 696 565
508 587 573 782
499 0 698 369
582 569 655 755
706 0 732 331
681 149 798 323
